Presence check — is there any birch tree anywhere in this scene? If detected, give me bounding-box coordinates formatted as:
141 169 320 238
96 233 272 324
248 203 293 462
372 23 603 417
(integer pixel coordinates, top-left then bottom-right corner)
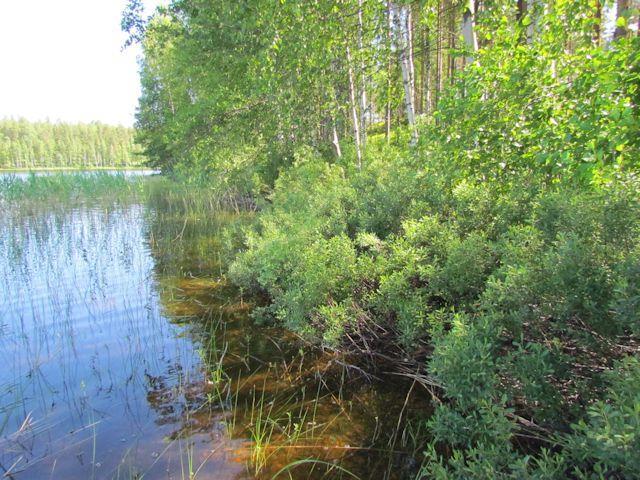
346 45 363 168
357 0 368 149
614 0 631 39
391 3 418 145
385 1 393 142
461 0 478 66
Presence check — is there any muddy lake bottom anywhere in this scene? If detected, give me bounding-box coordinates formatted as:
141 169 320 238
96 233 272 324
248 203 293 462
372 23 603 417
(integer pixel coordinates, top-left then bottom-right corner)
0 178 427 480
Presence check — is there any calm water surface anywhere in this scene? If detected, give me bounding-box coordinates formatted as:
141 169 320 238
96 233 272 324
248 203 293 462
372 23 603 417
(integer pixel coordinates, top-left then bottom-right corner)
0 180 422 479
0 169 157 180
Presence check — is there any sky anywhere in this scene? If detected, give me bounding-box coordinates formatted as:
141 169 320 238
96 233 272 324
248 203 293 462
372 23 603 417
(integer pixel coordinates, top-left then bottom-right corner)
0 0 164 127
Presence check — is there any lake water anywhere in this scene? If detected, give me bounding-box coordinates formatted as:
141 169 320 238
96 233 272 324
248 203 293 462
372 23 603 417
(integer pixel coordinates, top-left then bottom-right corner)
0 169 158 180
0 176 423 479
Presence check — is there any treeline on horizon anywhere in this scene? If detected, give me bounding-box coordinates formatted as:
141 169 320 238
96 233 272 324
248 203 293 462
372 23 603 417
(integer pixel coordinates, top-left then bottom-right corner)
0 118 143 169
126 0 640 477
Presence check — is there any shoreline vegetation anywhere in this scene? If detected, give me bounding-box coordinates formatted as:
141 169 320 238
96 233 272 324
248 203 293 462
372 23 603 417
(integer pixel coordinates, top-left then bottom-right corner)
0 181 424 479
3 0 637 477
122 0 640 476
0 171 156 205
0 166 151 172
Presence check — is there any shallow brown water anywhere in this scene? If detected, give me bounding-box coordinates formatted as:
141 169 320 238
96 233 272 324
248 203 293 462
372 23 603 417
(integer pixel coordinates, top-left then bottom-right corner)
0 180 425 479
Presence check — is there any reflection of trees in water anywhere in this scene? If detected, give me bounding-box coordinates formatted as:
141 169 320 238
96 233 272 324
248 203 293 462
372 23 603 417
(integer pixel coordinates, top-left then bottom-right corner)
141 196 424 479
143 186 252 279
141 197 241 445
144 367 218 435
0 196 179 479
1 201 143 282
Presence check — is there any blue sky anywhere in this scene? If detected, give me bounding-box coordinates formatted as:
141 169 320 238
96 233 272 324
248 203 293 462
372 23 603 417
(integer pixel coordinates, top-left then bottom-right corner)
0 0 164 126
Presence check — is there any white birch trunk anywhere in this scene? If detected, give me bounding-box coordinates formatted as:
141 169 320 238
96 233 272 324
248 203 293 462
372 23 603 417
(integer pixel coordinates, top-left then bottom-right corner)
407 6 416 110
346 46 362 168
461 0 478 66
391 3 418 145
614 0 631 40
385 0 392 143
526 0 536 43
358 0 367 148
332 120 342 158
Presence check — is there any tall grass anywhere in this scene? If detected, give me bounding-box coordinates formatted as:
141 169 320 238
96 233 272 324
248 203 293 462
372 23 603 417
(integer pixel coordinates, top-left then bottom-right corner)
144 176 257 215
0 171 145 203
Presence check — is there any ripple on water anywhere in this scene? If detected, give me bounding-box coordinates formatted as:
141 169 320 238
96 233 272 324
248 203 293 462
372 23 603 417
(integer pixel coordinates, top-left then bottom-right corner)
0 189 424 480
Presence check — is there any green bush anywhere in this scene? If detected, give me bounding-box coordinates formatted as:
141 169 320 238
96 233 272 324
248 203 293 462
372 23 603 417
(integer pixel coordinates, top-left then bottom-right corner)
229 150 359 335
225 28 640 480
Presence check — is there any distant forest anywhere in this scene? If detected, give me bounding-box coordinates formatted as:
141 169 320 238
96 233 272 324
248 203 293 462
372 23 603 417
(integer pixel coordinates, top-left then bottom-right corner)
0 119 143 169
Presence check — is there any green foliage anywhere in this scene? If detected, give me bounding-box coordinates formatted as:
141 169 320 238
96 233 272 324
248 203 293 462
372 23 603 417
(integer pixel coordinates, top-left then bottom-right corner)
349 144 417 236
562 357 640 478
422 34 640 185
231 147 640 476
429 316 500 411
422 357 640 479
131 0 640 476
229 152 358 334
0 119 142 169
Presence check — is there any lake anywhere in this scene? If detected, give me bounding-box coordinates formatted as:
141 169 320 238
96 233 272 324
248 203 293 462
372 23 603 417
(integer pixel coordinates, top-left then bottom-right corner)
0 174 423 479
0 169 158 180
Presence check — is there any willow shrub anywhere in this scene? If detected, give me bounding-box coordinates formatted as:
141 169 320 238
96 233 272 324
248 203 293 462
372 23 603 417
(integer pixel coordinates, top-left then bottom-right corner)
230 149 640 475
229 147 360 335
229 37 640 478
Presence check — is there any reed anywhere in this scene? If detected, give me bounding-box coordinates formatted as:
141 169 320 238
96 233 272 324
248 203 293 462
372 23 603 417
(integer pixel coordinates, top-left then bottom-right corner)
271 458 360 479
0 171 145 203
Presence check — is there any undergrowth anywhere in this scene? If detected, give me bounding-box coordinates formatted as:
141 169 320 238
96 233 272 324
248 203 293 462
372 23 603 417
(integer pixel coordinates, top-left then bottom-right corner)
227 37 640 478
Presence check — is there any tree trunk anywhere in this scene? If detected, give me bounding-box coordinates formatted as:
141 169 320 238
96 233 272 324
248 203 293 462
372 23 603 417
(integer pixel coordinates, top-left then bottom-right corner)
386 1 393 143
517 0 526 21
614 0 630 40
461 0 478 66
392 3 418 145
346 46 362 168
526 0 536 43
415 8 422 115
436 0 443 105
407 4 416 114
593 0 602 46
449 30 455 83
332 119 342 158
421 22 431 115
357 0 368 149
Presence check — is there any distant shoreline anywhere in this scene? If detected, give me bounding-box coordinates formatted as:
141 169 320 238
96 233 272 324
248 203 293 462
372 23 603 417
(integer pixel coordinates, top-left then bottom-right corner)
0 166 151 172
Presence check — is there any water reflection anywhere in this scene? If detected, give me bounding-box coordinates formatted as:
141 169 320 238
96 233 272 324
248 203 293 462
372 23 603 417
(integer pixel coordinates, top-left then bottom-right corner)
0 169 158 180
0 200 212 479
0 185 424 479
